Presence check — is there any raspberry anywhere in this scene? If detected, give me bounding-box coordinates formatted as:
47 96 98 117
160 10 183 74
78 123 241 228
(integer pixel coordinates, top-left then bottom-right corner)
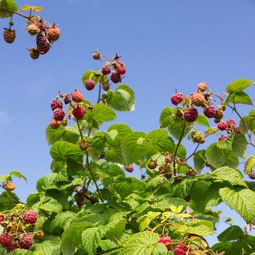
0 214 4 222
218 121 227 131
85 79 96 91
47 24 60 42
3 28 16 44
227 118 236 127
192 92 205 107
50 119 61 129
0 234 12 247
174 245 188 255
249 170 255 180
102 80 110 91
102 65 111 75
29 48 40 59
184 107 198 122
197 82 207 92
218 135 227 141
117 66 126 75
148 160 157 169
7 243 21 252
37 20 46 31
215 109 224 119
110 72 121 83
26 23 40 36
72 106 86 120
20 234 33 249
72 89 83 102
5 182 15 191
159 236 172 250
51 100 63 111
64 94 72 104
93 50 101 60
37 46 50 55
24 210 37 224
125 164 134 173
116 60 124 66
203 105 216 118
79 140 89 151
53 108 65 121
36 34 50 50
171 93 183 105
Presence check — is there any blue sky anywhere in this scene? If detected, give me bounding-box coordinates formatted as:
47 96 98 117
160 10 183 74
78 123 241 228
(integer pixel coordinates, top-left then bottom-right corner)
1 0 255 246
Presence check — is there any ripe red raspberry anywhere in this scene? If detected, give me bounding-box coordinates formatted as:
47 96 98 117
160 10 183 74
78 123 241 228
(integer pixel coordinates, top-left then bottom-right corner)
24 210 37 224
117 66 126 75
0 214 4 222
47 24 60 42
85 79 96 90
50 119 61 129
249 170 255 179
36 34 50 50
72 89 83 102
110 72 122 83
0 234 12 247
102 65 111 75
197 82 207 92
171 93 183 105
184 107 198 122
218 135 227 141
174 245 188 255
64 94 72 104
7 243 21 252
37 46 50 55
3 28 16 44
124 164 134 173
192 92 205 107
20 234 34 249
116 60 124 67
159 236 172 250
51 100 63 111
29 48 40 59
5 182 15 191
53 108 65 121
218 121 227 131
203 105 216 118
72 106 86 120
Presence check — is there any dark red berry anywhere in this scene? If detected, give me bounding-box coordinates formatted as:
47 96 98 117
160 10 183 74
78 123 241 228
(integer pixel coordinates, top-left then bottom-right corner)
0 234 12 247
117 66 126 75
36 34 50 50
0 214 4 222
72 90 83 102
51 100 63 111
174 245 188 255
37 20 46 31
24 210 37 224
204 105 216 118
110 72 121 83
102 65 111 75
171 93 183 105
218 121 227 131
7 243 21 252
72 107 86 120
184 107 198 122
85 79 96 90
53 108 65 121
37 46 50 55
64 94 72 104
159 236 172 250
124 164 134 173
20 234 33 249
249 170 255 180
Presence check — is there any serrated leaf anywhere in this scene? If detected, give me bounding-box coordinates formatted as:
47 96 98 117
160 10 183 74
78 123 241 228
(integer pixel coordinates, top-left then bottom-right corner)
9 170 27 182
90 104 116 122
32 236 61 255
217 226 244 241
40 198 62 214
168 117 190 140
195 114 210 127
159 106 175 128
226 79 253 93
244 156 255 175
193 150 206 172
225 92 252 105
232 134 247 158
36 174 57 191
219 186 255 223
0 191 19 211
0 0 17 18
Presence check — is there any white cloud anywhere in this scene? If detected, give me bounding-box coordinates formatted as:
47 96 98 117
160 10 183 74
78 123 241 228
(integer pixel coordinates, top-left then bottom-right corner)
0 111 11 126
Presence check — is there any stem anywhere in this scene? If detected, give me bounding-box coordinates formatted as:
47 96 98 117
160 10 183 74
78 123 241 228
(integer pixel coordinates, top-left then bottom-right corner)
1 185 25 204
185 143 200 161
75 118 84 140
0 8 31 20
97 84 102 104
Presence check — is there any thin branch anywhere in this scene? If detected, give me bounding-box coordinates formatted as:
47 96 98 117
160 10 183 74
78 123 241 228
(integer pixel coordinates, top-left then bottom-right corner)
0 8 31 20
97 84 102 104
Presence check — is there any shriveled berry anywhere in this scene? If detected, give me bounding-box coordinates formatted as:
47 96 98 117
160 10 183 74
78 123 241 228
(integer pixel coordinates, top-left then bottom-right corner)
117 66 126 75
36 34 50 50
50 119 61 129
72 106 86 120
29 48 40 59
51 100 63 111
218 121 227 131
64 94 72 104
159 236 172 250
125 164 134 173
93 50 101 60
53 108 65 121
20 234 33 249
7 243 20 252
102 80 110 91
0 233 12 247
26 23 40 36
79 140 89 151
24 210 37 224
47 24 60 42
85 79 96 90
204 105 216 118
37 20 46 31
3 28 16 44
110 72 121 83
148 160 157 169
35 230 44 240
37 46 50 55
218 135 227 141
171 93 183 105
192 92 205 107
174 245 188 255
72 89 83 102
249 170 255 180
184 107 198 122
215 109 224 119
197 82 207 92
102 65 111 75
6 182 15 191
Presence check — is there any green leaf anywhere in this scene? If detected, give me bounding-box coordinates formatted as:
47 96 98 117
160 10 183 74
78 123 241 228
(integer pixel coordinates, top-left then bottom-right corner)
232 134 247 158
82 227 102 255
168 117 190 140
226 79 253 93
103 84 135 112
32 236 61 255
244 156 255 175
9 170 27 182
0 0 17 18
107 124 132 144
219 186 255 223
36 174 57 191
9 250 33 255
225 92 252 105
217 226 244 241
159 106 175 128
50 141 84 162
0 191 19 211
81 70 99 84
19 5 43 12
46 125 65 145
186 223 215 236
90 104 116 122
193 150 206 172
40 198 62 214
195 114 210 127
137 212 161 231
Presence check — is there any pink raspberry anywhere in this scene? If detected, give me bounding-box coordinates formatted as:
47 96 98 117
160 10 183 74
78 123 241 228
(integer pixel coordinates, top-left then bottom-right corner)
53 108 65 121
24 210 37 224
72 106 86 120
0 233 12 247
159 236 172 250
117 66 126 75
218 135 227 141
110 72 122 83
7 243 21 252
51 100 63 111
85 79 96 90
124 164 134 173
171 93 183 105
203 105 216 118
218 121 227 131
20 234 33 249
72 90 83 102
249 170 255 180
174 245 188 255
184 107 198 122
102 65 111 75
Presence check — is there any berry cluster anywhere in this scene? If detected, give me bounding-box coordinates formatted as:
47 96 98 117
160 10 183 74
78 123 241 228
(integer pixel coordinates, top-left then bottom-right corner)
0 207 38 253
124 164 134 173
158 236 188 254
